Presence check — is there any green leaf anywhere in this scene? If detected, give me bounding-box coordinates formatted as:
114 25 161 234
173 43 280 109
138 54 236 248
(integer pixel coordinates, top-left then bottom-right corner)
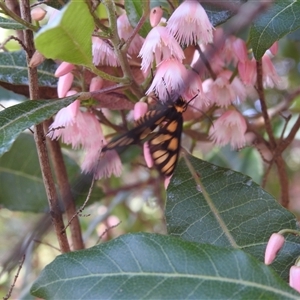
125 0 152 38
0 133 103 212
207 146 263 184
250 0 300 59
166 155 299 280
0 86 25 101
31 233 299 299
0 95 77 156
149 0 169 10
35 0 94 66
202 0 246 27
0 51 58 86
0 16 27 30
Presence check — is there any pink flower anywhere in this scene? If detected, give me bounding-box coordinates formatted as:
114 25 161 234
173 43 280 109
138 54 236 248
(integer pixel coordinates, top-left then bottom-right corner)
203 71 246 107
48 99 80 140
182 69 208 111
89 77 104 92
139 26 184 73
146 59 187 101
289 266 300 293
167 0 214 46
49 105 122 178
57 72 74 98
238 58 257 86
264 233 285 265
150 6 164 27
49 108 100 149
55 62 75 77
231 38 248 63
92 37 119 67
82 148 122 179
262 54 281 88
117 14 144 55
209 110 247 149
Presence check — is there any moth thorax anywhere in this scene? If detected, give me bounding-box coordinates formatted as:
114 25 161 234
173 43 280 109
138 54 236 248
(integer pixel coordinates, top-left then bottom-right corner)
174 104 187 113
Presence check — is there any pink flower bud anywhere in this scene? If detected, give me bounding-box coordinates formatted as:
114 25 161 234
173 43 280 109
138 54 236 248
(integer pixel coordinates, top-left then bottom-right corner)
164 175 172 189
238 59 257 86
269 42 278 56
89 77 104 92
31 7 47 21
57 73 74 98
232 38 248 63
264 233 285 265
29 51 45 67
134 102 148 121
150 6 163 27
66 90 77 97
55 62 75 77
289 265 300 293
143 142 153 168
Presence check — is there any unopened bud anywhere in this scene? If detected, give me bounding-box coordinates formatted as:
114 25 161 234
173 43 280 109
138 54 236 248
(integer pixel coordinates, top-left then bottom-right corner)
264 233 285 265
143 142 153 168
289 265 300 293
29 51 45 67
150 6 163 27
57 73 74 98
134 102 148 121
89 77 104 92
55 62 75 77
31 7 47 21
269 42 278 56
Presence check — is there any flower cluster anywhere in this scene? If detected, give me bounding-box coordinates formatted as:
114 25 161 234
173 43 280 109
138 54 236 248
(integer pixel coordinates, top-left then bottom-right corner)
39 0 281 180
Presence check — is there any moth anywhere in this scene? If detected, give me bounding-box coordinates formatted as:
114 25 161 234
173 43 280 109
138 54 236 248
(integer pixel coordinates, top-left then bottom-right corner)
102 96 193 176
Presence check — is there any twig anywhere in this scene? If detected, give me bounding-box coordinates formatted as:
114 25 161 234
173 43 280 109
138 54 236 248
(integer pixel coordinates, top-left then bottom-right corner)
63 174 96 232
101 0 144 97
96 221 122 244
33 239 61 252
90 83 128 98
277 114 300 154
121 1 149 53
19 0 70 253
44 118 84 250
255 59 277 149
0 35 28 51
195 44 216 80
3 255 25 300
92 108 125 132
0 1 38 32
85 0 111 35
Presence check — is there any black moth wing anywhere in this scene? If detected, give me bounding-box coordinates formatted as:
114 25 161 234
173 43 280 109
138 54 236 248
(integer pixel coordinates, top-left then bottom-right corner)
102 104 174 152
148 108 184 176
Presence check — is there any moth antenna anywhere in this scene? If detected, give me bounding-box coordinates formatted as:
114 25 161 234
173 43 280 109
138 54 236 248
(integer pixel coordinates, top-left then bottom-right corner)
185 90 214 127
161 77 172 101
